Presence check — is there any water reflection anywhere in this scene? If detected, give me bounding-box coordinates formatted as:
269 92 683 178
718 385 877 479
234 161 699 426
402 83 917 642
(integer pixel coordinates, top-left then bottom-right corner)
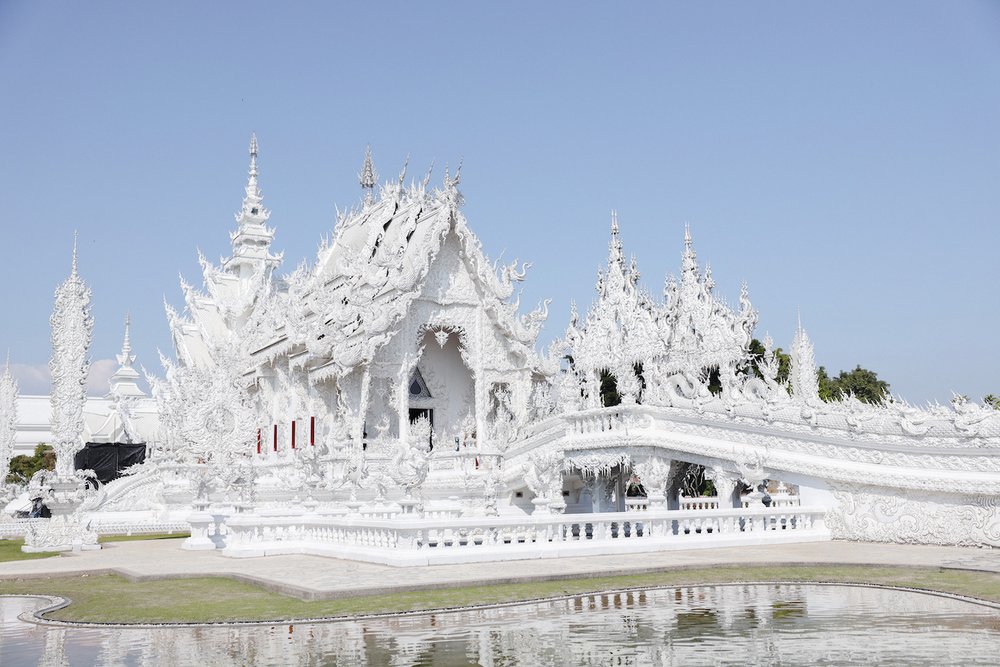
2 584 998 666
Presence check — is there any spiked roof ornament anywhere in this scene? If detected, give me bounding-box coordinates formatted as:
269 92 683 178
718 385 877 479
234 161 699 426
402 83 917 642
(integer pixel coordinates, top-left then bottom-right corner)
249 133 259 177
71 231 79 278
108 312 145 398
681 224 698 276
421 160 434 190
117 313 135 367
359 145 378 199
608 210 625 267
238 133 267 220
790 310 820 402
398 155 409 186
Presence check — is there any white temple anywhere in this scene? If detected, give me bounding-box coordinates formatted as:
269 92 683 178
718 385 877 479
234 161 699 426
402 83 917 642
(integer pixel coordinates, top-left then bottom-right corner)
4 136 1000 561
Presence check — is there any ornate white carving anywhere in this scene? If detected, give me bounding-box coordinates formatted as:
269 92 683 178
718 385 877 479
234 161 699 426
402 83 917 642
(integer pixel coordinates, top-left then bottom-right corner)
389 416 433 500
632 455 673 506
0 358 17 489
826 484 1000 547
49 239 93 477
523 449 565 513
790 315 820 403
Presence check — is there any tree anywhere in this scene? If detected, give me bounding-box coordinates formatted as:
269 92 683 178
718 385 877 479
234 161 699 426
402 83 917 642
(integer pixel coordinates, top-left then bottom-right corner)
705 366 722 396
746 338 791 385
599 369 621 407
984 394 1000 410
818 365 890 405
6 444 56 484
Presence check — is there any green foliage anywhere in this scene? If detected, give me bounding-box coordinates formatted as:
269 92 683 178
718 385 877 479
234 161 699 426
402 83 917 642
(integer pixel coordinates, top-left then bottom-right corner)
817 366 890 405
599 369 621 407
6 444 56 484
984 394 1000 410
746 338 791 384
600 364 648 406
705 366 722 396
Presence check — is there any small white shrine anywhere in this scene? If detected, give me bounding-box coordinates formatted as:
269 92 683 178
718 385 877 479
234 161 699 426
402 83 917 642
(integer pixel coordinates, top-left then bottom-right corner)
4 136 1000 562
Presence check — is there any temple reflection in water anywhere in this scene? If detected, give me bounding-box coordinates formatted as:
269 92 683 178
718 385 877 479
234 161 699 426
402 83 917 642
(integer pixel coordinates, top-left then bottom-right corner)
2 584 998 666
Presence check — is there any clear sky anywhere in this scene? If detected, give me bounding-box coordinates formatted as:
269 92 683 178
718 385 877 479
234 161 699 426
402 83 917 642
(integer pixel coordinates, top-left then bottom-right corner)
1 2 998 403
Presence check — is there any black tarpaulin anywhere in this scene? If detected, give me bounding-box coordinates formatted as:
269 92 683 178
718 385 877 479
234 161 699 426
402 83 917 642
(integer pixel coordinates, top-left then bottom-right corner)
74 442 146 484
118 444 146 469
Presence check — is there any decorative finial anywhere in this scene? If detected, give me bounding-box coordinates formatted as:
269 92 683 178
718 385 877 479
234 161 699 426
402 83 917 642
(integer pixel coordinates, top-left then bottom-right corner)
122 312 133 357
249 133 258 175
359 145 377 193
235 134 269 228
421 160 434 190
398 155 410 186
71 231 79 278
790 310 819 402
681 224 698 275
116 312 136 369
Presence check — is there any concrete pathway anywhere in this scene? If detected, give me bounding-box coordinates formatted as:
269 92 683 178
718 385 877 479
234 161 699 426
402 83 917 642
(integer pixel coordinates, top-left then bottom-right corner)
1 540 998 600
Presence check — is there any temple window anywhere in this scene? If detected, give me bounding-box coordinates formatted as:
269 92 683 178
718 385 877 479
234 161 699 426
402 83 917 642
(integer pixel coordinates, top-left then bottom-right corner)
408 368 432 399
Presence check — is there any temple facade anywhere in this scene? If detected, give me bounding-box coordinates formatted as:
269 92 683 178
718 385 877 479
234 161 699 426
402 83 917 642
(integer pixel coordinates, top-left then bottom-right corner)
5 136 1000 560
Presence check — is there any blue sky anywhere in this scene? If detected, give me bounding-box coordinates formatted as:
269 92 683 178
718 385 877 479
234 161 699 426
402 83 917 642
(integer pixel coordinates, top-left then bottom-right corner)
1 2 998 403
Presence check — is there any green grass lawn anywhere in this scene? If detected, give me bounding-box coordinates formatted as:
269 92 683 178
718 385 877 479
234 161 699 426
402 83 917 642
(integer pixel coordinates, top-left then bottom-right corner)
0 539 58 563
1 564 998 624
0 533 189 560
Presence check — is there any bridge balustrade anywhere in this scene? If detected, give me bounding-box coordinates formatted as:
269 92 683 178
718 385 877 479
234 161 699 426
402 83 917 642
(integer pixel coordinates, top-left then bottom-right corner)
222 504 829 565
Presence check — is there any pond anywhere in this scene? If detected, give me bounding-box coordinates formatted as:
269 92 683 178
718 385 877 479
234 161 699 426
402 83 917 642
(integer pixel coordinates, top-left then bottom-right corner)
1 584 998 665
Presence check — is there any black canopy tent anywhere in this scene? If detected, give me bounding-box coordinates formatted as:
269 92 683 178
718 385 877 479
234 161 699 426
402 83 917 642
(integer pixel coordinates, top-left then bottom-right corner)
73 442 146 484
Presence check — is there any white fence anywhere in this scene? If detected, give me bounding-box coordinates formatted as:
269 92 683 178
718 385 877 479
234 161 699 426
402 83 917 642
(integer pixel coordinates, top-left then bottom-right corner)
222 505 829 566
0 518 47 539
0 517 189 539
674 493 802 511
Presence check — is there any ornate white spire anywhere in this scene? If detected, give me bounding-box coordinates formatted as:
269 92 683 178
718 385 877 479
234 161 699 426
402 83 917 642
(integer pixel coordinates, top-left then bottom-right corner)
238 133 268 223
790 312 820 402
119 313 133 364
107 314 145 398
681 223 698 277
225 134 280 277
50 240 93 476
359 145 377 203
606 210 626 282
0 352 18 481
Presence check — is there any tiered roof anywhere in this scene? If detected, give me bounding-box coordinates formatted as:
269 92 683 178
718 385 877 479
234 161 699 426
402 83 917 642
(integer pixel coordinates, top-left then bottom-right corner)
169 141 547 381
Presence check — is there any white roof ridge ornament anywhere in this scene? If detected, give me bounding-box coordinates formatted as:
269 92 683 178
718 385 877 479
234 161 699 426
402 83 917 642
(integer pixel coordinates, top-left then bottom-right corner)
70 230 79 279
359 145 377 204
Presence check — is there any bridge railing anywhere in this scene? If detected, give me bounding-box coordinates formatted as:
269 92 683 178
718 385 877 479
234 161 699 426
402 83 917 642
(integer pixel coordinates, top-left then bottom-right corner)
222 504 828 565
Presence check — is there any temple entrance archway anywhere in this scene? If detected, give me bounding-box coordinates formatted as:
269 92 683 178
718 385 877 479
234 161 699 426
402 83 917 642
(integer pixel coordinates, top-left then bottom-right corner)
408 328 476 450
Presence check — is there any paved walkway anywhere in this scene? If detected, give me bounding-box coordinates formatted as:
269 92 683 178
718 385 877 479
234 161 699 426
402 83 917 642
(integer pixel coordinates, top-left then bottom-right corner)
1 540 998 600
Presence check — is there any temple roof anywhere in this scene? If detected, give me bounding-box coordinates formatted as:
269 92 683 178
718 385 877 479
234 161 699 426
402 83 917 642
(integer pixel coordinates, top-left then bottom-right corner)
170 145 546 379
283 160 544 379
